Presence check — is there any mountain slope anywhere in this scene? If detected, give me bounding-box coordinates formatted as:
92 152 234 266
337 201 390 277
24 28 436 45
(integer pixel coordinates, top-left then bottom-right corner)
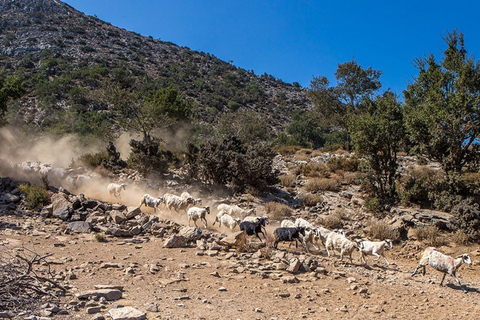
0 0 311 133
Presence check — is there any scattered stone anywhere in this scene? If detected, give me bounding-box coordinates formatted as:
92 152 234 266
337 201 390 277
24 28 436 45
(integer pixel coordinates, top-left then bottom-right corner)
163 235 190 248
144 302 160 312
94 285 124 291
125 206 141 219
108 307 146 320
110 210 127 224
77 289 122 301
86 307 102 314
67 221 92 233
286 258 301 273
339 305 348 312
219 287 227 291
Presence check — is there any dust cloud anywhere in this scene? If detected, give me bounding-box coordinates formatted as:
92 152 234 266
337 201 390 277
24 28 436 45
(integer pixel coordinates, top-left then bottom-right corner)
0 126 255 232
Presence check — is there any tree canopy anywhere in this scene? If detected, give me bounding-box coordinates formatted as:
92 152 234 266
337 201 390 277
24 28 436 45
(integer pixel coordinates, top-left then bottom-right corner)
349 91 405 202
404 30 480 175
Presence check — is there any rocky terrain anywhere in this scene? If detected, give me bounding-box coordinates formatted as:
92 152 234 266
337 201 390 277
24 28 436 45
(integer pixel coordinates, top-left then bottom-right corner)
1 152 480 320
0 0 310 132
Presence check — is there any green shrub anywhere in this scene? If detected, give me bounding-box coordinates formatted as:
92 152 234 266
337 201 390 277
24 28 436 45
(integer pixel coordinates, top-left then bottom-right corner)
18 183 50 210
451 200 480 241
79 151 109 169
186 136 278 193
365 196 384 217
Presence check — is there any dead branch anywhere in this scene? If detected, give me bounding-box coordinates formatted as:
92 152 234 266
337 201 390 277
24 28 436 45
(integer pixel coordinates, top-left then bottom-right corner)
0 247 67 313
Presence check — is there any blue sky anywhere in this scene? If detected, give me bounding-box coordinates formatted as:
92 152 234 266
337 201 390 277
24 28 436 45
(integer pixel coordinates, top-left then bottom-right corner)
63 0 480 95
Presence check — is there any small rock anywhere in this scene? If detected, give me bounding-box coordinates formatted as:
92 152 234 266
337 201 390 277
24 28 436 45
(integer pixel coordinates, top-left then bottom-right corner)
144 302 160 312
108 307 146 320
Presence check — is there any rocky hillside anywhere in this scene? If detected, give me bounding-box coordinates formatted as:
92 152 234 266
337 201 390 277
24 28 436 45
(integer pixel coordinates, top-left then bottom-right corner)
0 0 310 132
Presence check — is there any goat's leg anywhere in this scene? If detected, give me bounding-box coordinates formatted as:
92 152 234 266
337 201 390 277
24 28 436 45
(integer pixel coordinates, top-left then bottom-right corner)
412 264 424 276
440 273 446 286
381 253 389 265
452 274 467 292
360 252 367 264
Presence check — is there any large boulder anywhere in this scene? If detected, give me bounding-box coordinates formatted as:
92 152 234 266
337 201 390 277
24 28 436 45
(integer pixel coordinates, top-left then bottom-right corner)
163 234 190 248
67 221 92 233
50 193 73 221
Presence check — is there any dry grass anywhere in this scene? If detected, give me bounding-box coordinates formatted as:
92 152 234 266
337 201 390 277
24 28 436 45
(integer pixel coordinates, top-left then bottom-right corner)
366 219 400 241
264 201 292 220
298 193 324 207
319 211 345 229
305 177 339 192
451 229 470 245
342 171 360 185
279 174 296 187
414 226 448 247
301 161 329 178
326 156 359 173
94 232 108 242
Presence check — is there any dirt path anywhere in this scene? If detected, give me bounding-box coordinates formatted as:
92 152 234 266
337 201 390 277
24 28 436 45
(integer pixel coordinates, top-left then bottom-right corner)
1 212 480 320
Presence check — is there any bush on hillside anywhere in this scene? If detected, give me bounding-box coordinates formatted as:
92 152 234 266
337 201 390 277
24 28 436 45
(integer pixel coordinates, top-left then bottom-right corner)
186 136 278 193
451 199 480 241
18 183 50 210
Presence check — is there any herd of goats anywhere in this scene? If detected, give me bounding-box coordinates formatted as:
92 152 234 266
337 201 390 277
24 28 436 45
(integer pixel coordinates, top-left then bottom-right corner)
106 182 474 293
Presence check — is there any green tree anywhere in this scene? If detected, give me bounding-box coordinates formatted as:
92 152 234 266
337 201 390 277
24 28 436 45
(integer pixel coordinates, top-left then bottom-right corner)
404 30 480 177
307 61 382 149
307 76 345 129
285 110 325 148
335 60 382 110
216 110 271 143
349 91 405 203
0 74 25 125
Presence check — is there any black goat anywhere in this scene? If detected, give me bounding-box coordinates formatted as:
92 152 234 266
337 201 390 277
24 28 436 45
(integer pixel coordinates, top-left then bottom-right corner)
273 226 307 250
239 216 269 242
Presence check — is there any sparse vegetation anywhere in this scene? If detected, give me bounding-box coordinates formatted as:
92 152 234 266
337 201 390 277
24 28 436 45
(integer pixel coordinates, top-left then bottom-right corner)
18 183 50 210
264 201 292 220
367 219 399 241
279 174 296 188
304 177 339 192
414 226 448 247
298 193 324 207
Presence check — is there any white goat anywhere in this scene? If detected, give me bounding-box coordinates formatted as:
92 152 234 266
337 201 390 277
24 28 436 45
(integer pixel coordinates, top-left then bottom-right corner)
181 192 202 205
358 239 393 265
140 194 165 213
217 203 255 219
107 183 126 199
295 217 314 229
187 206 210 229
213 211 241 230
325 231 358 263
412 247 472 292
165 194 195 213
280 219 296 228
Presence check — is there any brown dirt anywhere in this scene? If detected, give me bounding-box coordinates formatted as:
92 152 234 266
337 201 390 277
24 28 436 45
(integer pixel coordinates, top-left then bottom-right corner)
1 211 479 320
